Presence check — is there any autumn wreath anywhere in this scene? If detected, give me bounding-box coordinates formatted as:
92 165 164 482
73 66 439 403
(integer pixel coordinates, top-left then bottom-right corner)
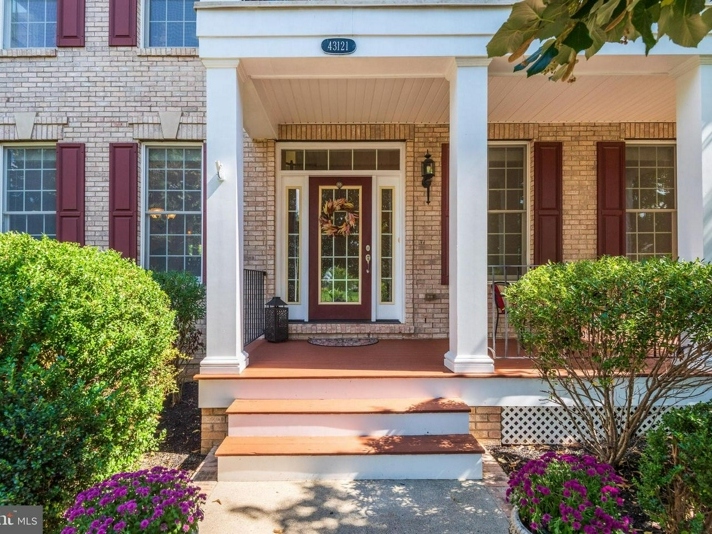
319 198 359 236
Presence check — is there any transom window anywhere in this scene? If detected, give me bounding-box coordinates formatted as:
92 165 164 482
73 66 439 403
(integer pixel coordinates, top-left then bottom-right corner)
145 0 197 47
144 147 202 278
625 145 676 261
2 147 56 238
487 145 527 268
4 0 57 48
281 148 400 171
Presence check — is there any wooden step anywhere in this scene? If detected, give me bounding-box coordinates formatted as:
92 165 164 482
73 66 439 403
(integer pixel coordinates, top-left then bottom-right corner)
216 434 484 456
216 434 484 481
226 397 471 415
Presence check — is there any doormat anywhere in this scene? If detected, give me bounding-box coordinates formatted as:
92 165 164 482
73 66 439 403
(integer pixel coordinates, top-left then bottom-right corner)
307 337 379 347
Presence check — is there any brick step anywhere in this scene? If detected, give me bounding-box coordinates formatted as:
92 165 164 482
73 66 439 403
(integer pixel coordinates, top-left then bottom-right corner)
226 397 471 415
215 434 484 481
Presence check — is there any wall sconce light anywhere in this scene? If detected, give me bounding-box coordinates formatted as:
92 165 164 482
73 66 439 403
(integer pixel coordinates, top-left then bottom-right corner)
215 160 225 182
421 151 435 204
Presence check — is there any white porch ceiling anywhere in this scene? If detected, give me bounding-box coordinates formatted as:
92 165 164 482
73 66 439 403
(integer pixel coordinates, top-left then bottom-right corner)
239 55 687 134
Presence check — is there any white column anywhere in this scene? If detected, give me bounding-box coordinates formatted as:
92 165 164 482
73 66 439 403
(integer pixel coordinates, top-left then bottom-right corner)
676 57 712 261
444 58 494 373
200 60 249 374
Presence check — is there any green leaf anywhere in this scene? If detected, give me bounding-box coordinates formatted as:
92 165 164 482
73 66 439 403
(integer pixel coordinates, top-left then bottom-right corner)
538 0 574 39
487 22 539 57
659 5 711 46
486 0 546 57
672 0 705 17
573 0 602 19
632 1 658 53
562 21 595 51
701 6 712 26
585 25 608 58
594 0 625 28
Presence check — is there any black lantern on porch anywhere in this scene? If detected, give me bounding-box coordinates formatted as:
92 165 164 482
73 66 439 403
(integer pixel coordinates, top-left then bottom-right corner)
421 151 435 204
264 296 288 343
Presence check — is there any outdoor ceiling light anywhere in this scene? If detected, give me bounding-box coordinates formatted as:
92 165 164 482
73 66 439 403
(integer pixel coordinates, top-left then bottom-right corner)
421 151 435 205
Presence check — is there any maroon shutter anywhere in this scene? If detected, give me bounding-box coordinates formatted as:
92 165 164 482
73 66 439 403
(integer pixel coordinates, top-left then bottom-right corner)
109 143 138 259
56 143 85 244
441 143 449 285
597 142 626 257
109 0 137 46
534 142 563 264
57 0 85 46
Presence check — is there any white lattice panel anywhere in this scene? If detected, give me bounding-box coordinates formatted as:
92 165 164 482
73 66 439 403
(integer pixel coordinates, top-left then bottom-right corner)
502 406 669 445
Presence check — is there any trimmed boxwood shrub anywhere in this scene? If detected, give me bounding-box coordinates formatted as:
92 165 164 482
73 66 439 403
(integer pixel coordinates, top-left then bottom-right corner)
151 271 205 404
637 402 712 534
0 233 177 530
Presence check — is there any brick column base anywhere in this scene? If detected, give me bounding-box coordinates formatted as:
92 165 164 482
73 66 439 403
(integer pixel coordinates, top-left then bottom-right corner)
469 406 502 446
201 408 227 454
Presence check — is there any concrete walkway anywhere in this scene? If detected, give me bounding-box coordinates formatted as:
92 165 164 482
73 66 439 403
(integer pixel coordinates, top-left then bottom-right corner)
193 452 511 533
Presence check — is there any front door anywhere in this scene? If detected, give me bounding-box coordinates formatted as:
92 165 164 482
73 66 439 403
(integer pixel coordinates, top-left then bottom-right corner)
309 177 372 320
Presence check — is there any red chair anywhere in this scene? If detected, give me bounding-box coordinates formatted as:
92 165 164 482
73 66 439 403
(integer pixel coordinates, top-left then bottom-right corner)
493 283 506 338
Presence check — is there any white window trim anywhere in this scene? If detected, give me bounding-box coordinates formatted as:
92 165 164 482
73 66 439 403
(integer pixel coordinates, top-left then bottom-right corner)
140 142 204 279
142 0 197 49
624 140 677 260
275 141 406 323
0 142 56 236
487 141 531 268
1 0 56 49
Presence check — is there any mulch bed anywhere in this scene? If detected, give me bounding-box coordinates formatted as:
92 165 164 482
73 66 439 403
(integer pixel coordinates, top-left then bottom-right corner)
489 444 664 534
139 381 205 473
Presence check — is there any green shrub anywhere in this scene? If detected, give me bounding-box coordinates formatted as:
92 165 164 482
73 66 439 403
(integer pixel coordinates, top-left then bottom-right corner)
636 402 712 534
506 256 712 466
0 233 176 530
151 270 205 403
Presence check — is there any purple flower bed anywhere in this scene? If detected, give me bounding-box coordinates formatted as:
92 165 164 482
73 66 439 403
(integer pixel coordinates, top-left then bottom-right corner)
507 451 632 534
62 466 206 534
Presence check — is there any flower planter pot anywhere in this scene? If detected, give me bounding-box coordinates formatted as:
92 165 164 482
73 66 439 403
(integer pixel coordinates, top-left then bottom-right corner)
509 507 533 534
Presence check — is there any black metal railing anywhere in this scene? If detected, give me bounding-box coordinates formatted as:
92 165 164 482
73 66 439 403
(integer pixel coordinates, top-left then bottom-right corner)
488 265 538 358
243 269 266 348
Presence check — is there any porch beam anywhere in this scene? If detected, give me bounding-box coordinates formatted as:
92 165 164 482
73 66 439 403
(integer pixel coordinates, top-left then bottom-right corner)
201 60 249 374
444 58 494 374
675 57 712 261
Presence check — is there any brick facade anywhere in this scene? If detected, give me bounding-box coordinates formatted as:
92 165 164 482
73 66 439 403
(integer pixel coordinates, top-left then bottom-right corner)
469 406 503 446
0 14 206 250
0 18 676 348
200 408 227 454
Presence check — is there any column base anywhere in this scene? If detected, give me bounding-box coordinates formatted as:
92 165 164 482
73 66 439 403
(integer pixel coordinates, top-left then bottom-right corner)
444 351 495 374
199 352 250 375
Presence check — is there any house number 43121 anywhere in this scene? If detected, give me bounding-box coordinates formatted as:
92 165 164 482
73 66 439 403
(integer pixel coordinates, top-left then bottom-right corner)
321 38 356 55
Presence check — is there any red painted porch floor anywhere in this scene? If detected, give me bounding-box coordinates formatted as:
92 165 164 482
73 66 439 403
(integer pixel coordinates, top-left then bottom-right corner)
195 338 536 380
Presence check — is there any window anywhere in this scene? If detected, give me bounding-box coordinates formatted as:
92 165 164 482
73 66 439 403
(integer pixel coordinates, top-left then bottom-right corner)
285 187 300 303
379 187 394 303
145 0 197 47
144 147 202 278
625 145 676 260
281 148 401 172
2 146 56 238
487 145 527 268
4 0 57 48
